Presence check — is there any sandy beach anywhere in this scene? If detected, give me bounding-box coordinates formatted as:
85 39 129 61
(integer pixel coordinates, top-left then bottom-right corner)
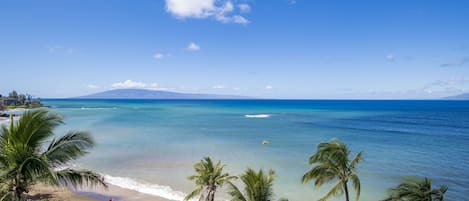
29 183 172 201
27 185 100 201
0 117 10 125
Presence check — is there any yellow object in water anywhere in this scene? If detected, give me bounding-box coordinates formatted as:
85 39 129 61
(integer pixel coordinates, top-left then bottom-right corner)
262 140 270 145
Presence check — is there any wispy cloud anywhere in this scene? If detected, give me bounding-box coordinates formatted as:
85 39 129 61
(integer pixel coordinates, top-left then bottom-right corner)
421 78 469 94
187 42 201 51
111 80 147 89
440 57 469 67
111 80 171 90
238 4 251 13
212 85 225 89
265 85 273 90
46 45 76 54
165 0 250 25
86 84 100 89
232 15 249 25
148 83 170 90
153 53 171 60
385 53 395 61
338 78 469 99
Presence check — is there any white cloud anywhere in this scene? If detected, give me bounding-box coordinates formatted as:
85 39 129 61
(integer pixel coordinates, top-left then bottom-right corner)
165 0 215 18
165 0 250 25
153 53 165 59
212 85 225 89
148 83 170 90
386 53 395 61
47 45 63 53
232 15 249 25
238 4 251 13
111 80 147 89
421 78 469 94
110 80 173 91
265 85 273 90
187 42 201 51
233 87 240 90
87 84 100 89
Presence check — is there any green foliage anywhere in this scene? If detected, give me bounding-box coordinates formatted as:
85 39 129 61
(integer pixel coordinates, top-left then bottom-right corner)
7 92 17 100
185 157 236 201
2 90 41 108
382 178 447 201
227 168 287 201
0 110 106 200
302 139 362 201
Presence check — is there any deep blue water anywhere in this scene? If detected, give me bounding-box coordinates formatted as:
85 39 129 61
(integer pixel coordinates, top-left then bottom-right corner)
41 99 469 201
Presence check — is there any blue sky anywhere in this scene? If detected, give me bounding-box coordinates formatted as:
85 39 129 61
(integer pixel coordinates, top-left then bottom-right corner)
1 0 469 99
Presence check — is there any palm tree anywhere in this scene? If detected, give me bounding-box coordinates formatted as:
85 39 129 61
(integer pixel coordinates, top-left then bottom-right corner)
227 168 287 201
302 139 363 201
382 177 447 201
0 110 107 200
185 157 237 201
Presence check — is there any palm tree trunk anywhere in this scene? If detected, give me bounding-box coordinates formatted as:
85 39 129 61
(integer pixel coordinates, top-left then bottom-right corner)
206 189 215 201
343 182 350 201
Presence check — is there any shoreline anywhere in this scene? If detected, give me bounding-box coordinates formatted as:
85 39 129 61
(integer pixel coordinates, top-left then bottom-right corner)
30 183 172 201
77 183 172 201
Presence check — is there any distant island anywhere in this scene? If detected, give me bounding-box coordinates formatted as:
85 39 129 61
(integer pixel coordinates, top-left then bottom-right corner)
75 89 251 99
0 90 43 111
445 93 469 100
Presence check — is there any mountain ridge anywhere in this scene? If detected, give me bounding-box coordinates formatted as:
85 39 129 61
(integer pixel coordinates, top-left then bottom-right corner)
74 89 252 99
444 93 469 100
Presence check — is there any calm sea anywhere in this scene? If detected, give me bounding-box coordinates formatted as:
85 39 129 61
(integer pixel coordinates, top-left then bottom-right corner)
41 99 469 201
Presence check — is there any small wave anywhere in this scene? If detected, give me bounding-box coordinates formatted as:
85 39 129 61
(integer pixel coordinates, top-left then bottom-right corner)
103 175 194 201
245 114 271 118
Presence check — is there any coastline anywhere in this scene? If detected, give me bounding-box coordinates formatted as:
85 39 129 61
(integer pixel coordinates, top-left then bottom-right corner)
30 183 172 201
77 183 172 201
28 185 100 201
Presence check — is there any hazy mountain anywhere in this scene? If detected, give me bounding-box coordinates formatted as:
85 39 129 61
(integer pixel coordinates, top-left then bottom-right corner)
75 89 251 99
445 93 469 100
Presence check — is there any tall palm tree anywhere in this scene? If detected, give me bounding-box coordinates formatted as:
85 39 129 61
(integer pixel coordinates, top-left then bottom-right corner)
302 139 363 201
185 157 237 201
227 168 287 201
0 110 106 200
382 177 447 201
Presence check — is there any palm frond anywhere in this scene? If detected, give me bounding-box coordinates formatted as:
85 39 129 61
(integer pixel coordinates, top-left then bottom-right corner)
318 181 343 201
350 173 361 200
227 181 247 201
0 110 106 199
303 139 363 201
55 168 107 189
186 157 235 201
184 185 203 201
382 177 447 201
44 131 95 166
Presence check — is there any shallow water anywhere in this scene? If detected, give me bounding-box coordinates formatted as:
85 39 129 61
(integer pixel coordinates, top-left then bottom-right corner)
42 99 469 201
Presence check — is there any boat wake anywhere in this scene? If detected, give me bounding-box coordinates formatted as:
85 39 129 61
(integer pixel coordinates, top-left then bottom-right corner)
244 114 271 118
79 107 118 110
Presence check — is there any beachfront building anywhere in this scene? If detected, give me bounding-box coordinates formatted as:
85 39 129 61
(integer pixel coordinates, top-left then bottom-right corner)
0 97 18 106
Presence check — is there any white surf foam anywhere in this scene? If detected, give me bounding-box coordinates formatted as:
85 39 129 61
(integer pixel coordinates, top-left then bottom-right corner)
103 174 195 201
244 114 271 118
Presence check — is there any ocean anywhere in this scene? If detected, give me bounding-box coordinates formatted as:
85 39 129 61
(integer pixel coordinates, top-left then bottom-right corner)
40 99 469 201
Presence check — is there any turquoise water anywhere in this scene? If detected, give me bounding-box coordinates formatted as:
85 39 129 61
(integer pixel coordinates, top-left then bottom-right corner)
42 99 469 201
